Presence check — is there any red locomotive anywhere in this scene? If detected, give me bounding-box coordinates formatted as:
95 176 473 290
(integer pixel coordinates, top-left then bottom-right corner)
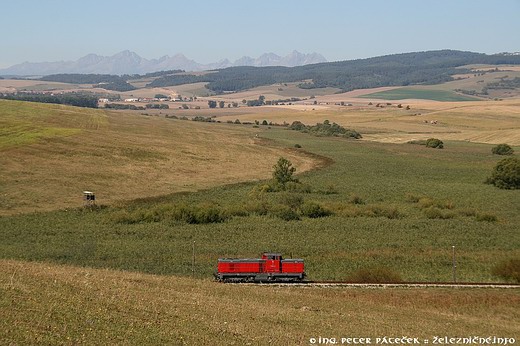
215 252 305 282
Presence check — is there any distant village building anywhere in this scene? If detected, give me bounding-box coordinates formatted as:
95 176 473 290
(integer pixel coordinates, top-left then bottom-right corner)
124 98 138 102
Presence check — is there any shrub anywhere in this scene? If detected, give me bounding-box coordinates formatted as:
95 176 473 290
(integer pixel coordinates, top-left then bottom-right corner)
288 120 362 139
285 181 311 193
273 205 301 221
244 200 271 216
491 144 514 155
425 138 444 149
365 205 402 219
300 201 332 218
294 144 302 148
347 266 403 283
166 203 229 224
485 157 520 189
492 259 520 283
435 199 455 210
223 205 250 218
256 184 275 193
424 207 455 219
416 197 454 210
405 193 422 203
279 193 304 210
458 208 477 217
170 204 196 223
288 121 307 131
417 197 434 209
475 212 498 222
192 204 227 224
348 194 364 205
324 184 338 195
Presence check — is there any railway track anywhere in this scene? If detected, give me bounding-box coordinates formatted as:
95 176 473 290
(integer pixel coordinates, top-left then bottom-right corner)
233 281 520 289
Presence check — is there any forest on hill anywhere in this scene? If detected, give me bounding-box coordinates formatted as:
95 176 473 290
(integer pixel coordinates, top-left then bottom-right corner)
38 70 183 91
147 50 520 93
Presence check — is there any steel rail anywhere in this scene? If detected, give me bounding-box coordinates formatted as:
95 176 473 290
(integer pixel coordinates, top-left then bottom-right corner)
227 281 520 289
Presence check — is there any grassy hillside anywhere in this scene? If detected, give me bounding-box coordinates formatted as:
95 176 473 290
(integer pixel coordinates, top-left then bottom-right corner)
1 126 518 282
0 100 314 214
2 260 518 345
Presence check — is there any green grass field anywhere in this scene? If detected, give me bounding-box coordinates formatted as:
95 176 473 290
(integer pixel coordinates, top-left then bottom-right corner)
1 126 518 282
359 88 481 101
0 100 103 149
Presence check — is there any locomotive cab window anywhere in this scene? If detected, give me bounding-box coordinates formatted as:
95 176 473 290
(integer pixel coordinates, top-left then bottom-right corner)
263 253 282 260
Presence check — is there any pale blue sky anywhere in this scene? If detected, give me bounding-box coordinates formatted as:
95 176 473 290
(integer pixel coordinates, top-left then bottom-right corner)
1 0 519 68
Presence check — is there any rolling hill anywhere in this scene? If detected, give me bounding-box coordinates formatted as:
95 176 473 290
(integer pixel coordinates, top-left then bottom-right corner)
0 100 315 214
148 50 520 93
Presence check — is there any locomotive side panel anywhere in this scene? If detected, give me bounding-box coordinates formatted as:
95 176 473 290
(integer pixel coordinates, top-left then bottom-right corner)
281 259 304 274
217 259 263 273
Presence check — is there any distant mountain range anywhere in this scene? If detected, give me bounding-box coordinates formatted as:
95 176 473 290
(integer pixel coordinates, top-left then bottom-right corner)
0 50 327 76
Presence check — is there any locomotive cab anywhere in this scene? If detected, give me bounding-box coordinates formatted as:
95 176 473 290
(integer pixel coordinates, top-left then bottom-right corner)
262 252 282 273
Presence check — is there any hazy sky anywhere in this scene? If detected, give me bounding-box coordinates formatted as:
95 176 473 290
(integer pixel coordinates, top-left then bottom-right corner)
2 0 520 68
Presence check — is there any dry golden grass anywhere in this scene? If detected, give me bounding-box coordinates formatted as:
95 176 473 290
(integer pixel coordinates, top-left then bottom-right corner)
1 260 518 345
120 83 212 98
0 100 316 215
216 98 520 145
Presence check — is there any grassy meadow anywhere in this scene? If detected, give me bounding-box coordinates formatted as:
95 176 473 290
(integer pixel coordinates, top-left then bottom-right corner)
2 260 519 345
1 119 518 282
0 100 313 214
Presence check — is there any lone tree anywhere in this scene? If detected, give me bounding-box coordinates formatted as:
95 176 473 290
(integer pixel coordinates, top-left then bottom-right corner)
492 144 514 155
425 138 444 149
208 100 217 108
485 157 520 189
272 157 297 185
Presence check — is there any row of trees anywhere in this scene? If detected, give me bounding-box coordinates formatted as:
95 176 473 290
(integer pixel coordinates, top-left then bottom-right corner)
38 70 184 92
0 92 99 108
288 120 362 139
207 100 239 108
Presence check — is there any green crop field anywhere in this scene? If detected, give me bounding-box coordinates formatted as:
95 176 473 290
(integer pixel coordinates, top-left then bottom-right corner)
1 125 518 282
358 88 481 101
